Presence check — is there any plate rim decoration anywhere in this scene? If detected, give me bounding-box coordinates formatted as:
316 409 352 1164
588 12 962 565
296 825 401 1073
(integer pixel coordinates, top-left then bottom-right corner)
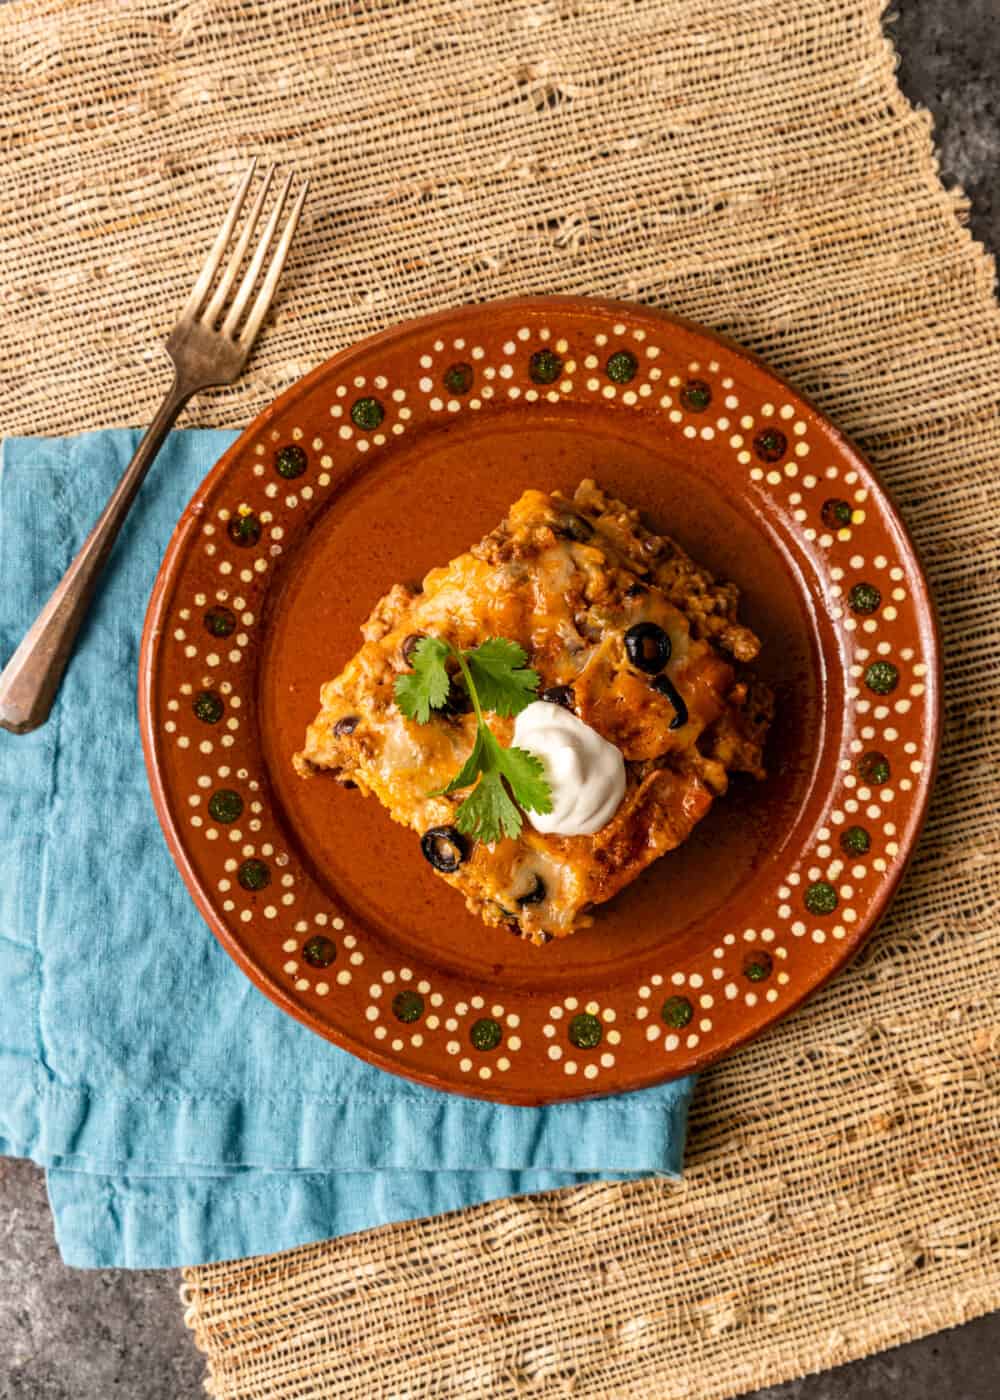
139 295 941 1105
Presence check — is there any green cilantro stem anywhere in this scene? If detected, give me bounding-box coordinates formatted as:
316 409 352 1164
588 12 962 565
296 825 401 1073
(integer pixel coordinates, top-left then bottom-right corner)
452 644 483 725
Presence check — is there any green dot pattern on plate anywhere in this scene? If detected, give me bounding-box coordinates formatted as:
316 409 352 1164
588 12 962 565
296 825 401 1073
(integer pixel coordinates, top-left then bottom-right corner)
605 349 637 383
567 1012 603 1049
302 936 336 968
469 1017 503 1052
529 348 562 384
227 512 261 547
680 378 712 412
864 660 899 695
442 362 473 394
275 444 307 479
192 689 224 724
661 996 693 1028
237 858 270 891
392 990 424 1023
743 951 773 982
753 428 787 462
849 581 881 614
208 789 243 824
804 880 838 915
858 750 890 784
351 396 384 430
204 606 237 637
840 825 871 856
820 498 852 528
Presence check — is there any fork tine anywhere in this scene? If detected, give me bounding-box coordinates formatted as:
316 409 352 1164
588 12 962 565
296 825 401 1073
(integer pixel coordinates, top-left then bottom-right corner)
237 180 309 349
221 171 294 339
180 158 258 322
202 164 276 327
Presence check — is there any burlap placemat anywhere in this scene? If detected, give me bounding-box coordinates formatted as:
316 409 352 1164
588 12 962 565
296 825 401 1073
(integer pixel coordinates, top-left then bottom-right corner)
3 0 998 1395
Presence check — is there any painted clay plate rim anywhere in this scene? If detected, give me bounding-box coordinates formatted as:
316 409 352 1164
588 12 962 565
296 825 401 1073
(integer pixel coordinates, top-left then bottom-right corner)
139 295 941 1105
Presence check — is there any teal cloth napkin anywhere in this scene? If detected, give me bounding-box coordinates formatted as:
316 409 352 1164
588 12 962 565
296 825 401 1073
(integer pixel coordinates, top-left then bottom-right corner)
0 429 695 1269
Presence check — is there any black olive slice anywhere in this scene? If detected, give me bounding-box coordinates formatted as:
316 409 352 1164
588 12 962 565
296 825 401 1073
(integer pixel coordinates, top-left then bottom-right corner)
624 622 671 673
439 676 473 717
651 673 689 729
401 632 426 665
515 874 546 907
333 715 360 736
539 684 574 709
420 826 467 872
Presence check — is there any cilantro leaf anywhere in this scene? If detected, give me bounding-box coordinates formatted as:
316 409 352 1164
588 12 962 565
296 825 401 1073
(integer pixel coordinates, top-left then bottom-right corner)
455 769 524 842
449 727 552 843
394 636 450 723
494 742 552 815
464 638 540 717
455 727 526 839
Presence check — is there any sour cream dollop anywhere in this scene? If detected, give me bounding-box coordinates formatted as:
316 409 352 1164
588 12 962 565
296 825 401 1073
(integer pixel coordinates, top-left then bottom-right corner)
513 700 626 836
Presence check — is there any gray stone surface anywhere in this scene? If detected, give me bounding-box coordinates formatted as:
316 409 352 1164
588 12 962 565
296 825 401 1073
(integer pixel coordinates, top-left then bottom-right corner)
894 0 1000 252
1 2 997 1397
0 1159 203 1399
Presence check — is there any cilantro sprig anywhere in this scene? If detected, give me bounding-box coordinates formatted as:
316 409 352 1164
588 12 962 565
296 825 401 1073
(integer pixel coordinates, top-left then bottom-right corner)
393 636 451 724
394 636 552 843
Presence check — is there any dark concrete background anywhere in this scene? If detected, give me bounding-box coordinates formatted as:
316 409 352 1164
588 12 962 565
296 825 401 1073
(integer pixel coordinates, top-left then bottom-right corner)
1 2 998 1396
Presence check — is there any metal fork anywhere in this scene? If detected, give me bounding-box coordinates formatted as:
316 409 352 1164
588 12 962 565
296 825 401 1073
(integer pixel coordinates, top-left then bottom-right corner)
0 160 308 735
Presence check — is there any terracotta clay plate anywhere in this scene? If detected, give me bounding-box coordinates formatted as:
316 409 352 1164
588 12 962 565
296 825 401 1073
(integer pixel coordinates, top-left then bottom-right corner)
140 297 940 1105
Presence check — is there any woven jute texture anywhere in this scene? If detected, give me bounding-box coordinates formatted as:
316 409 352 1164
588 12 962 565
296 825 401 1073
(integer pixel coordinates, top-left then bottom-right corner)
3 0 998 1396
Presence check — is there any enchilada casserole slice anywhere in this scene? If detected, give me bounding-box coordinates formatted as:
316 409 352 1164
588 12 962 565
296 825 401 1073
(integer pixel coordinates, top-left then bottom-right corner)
294 480 772 944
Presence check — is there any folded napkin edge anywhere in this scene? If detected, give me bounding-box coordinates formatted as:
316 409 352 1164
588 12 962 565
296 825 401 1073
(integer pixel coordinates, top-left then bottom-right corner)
47 1165 676 1270
3 1047 693 1175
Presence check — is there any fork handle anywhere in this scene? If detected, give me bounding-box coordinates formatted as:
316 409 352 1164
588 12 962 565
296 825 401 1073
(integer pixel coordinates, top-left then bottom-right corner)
0 374 195 734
